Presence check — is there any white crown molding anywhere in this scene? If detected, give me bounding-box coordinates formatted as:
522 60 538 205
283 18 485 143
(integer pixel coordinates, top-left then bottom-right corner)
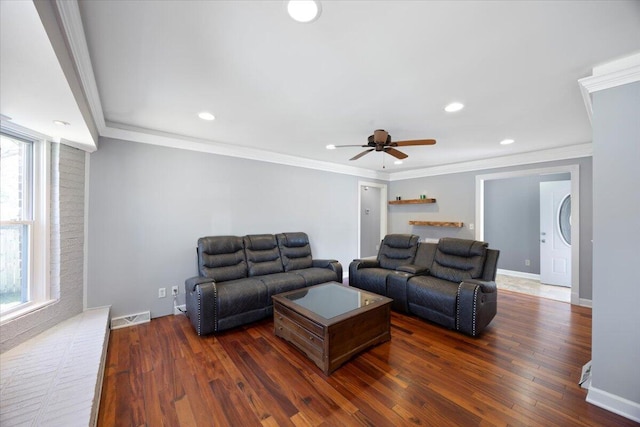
388 143 592 181
54 0 106 134
578 52 640 123
102 123 390 180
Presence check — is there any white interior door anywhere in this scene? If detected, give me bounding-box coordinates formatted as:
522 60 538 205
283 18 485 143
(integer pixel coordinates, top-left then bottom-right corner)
540 181 572 287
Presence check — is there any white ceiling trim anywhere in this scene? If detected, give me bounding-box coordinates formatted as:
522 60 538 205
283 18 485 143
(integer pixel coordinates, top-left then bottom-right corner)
54 0 105 134
388 143 592 182
102 123 390 181
578 52 640 122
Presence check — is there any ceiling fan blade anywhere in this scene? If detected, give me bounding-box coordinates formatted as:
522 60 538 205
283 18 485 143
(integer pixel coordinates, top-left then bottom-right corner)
350 149 374 161
395 139 437 146
373 129 389 144
333 144 370 148
385 147 408 159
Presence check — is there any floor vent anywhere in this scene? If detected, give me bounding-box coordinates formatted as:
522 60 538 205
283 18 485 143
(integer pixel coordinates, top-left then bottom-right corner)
110 311 151 330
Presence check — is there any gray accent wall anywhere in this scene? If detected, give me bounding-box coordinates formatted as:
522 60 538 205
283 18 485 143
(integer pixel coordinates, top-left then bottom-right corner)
388 157 593 300
484 173 569 274
87 137 361 318
1 144 85 353
590 81 640 410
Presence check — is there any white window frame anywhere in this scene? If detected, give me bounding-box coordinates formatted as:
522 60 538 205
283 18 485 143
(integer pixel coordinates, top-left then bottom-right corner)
0 128 51 323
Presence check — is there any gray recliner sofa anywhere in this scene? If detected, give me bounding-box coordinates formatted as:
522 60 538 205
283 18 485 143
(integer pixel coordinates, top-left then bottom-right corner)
349 234 499 336
185 232 342 335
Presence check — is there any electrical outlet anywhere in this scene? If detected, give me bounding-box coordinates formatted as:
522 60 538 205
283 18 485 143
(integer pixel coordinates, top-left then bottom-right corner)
172 286 179 296
158 287 166 298
468 223 474 230
525 259 531 266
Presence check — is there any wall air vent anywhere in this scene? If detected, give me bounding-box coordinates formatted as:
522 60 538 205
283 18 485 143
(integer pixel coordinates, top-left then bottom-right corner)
110 311 151 329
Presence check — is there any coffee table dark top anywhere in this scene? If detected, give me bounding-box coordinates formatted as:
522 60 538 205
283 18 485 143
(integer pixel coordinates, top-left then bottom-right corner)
275 282 389 320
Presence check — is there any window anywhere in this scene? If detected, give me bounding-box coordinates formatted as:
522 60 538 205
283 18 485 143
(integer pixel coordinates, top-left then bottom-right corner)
0 131 49 318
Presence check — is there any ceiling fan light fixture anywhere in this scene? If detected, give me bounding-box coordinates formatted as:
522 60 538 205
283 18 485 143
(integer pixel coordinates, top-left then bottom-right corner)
500 138 515 145
444 102 464 113
325 144 336 150
286 1 321 23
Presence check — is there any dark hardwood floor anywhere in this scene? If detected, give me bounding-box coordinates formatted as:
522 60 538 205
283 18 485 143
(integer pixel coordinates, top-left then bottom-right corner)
98 290 635 426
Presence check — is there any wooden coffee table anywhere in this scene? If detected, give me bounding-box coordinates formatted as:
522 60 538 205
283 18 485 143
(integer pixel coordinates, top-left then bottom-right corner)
272 282 392 375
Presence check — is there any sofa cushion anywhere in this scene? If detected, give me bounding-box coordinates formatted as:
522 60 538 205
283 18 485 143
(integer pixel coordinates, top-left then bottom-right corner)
293 267 339 286
378 234 419 270
198 236 247 281
277 232 313 271
429 238 487 282
244 234 284 277
258 272 306 299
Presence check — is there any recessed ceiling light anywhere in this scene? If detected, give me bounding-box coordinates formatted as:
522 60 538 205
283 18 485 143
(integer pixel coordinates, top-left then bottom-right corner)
326 144 336 150
53 120 70 126
198 112 215 121
394 160 403 165
286 0 322 23
444 102 464 113
500 138 515 145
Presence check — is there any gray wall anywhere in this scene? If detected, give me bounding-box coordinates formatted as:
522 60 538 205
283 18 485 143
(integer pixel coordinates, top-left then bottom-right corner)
484 173 569 274
87 138 362 318
590 81 640 408
388 157 593 300
1 144 85 353
360 185 381 258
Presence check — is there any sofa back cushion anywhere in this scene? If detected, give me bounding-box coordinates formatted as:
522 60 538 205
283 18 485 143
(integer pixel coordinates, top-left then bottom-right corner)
378 234 419 270
430 238 488 282
277 232 313 271
198 236 248 282
244 234 284 277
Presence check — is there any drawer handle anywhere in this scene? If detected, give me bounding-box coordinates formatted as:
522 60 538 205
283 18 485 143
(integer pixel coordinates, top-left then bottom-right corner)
278 327 282 331
278 316 283 320
309 336 314 341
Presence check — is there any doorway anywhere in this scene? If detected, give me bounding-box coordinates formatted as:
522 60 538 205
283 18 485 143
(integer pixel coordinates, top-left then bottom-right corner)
540 180 572 287
475 165 580 305
357 181 387 259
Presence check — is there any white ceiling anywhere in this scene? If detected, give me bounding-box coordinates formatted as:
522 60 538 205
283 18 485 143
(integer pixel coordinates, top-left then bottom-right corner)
2 1 640 175
0 1 95 150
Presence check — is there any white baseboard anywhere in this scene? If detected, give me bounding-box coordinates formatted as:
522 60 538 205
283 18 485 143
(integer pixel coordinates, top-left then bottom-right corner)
587 386 640 423
497 268 540 281
579 298 592 308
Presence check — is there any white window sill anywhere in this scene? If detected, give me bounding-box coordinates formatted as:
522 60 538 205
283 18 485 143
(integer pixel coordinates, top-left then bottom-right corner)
0 299 57 325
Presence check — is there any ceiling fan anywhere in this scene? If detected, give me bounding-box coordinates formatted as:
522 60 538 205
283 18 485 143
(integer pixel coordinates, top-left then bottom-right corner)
331 129 436 161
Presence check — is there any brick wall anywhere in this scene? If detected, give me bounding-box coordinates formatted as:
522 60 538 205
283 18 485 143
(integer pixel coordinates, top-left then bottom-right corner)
0 143 85 353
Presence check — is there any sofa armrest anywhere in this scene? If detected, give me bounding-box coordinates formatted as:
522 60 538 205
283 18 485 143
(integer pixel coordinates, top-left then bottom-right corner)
185 280 218 336
352 259 380 269
396 264 429 275
456 280 498 336
461 278 497 294
313 259 343 283
185 275 214 292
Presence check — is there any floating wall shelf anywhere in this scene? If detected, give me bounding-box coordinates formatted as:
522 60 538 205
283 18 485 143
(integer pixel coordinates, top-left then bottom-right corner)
409 221 464 228
388 198 436 205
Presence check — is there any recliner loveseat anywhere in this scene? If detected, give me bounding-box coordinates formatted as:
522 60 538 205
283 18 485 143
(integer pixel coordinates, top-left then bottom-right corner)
349 234 499 336
185 232 342 335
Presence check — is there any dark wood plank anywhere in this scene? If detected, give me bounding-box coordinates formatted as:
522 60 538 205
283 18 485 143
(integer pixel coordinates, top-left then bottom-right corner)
97 290 637 427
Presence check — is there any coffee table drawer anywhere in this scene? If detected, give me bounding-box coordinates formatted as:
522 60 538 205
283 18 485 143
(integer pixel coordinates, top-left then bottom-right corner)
275 305 323 337
274 316 323 362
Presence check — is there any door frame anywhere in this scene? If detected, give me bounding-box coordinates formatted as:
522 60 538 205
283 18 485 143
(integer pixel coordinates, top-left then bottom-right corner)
475 165 580 305
357 181 388 259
